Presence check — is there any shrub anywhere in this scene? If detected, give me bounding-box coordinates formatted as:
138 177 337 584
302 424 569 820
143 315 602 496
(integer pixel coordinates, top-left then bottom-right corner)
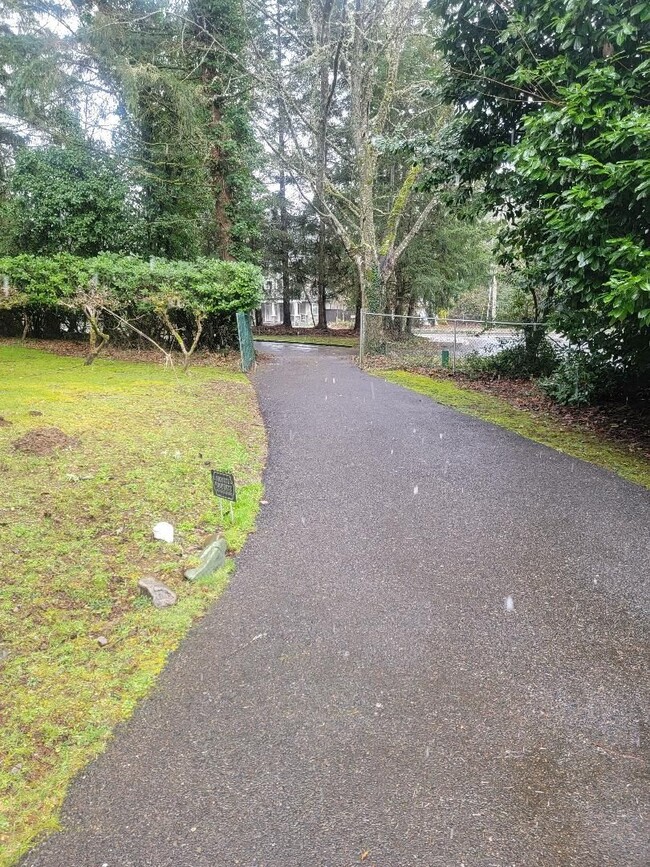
538 347 645 406
464 327 559 379
0 253 262 366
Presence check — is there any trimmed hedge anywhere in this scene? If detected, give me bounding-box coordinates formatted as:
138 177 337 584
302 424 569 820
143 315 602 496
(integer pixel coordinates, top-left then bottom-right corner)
0 254 262 356
0 253 262 314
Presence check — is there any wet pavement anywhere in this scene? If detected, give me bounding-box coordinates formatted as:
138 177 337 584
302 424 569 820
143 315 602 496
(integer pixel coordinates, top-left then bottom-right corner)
23 342 649 866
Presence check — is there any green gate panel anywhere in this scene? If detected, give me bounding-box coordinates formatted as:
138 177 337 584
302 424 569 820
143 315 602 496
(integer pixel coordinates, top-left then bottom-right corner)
236 310 255 373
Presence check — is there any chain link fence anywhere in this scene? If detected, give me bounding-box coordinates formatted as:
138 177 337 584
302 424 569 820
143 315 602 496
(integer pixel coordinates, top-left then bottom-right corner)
359 311 550 372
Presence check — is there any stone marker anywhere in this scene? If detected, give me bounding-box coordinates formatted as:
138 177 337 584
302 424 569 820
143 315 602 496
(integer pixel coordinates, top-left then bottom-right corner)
138 577 177 608
184 536 227 581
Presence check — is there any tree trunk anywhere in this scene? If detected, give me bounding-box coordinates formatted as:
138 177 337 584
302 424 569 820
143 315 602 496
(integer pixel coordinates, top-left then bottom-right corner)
84 307 110 365
394 268 409 331
353 287 362 333
276 7 292 328
406 292 416 334
279 162 291 328
201 72 233 260
313 0 335 331
316 221 328 330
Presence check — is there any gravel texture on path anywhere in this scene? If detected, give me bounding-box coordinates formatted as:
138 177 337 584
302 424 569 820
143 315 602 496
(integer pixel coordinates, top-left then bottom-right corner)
24 341 649 867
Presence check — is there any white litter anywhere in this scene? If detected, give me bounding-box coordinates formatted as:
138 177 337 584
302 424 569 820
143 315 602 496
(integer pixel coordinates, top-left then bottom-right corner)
153 521 174 543
504 595 515 612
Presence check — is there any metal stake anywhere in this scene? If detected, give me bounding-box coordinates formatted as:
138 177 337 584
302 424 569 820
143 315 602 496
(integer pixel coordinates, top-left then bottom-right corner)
359 309 366 368
452 320 457 374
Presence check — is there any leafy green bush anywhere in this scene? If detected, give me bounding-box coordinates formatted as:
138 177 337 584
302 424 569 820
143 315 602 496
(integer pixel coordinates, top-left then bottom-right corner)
0 254 262 316
0 254 262 364
538 348 644 406
463 328 558 379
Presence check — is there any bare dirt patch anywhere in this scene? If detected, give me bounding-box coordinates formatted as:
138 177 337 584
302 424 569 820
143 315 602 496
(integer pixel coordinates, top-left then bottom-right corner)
12 427 79 456
0 416 12 427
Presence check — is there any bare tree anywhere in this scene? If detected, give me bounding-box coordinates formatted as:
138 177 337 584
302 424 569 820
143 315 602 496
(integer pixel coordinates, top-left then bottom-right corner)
308 0 343 329
275 0 293 327
245 0 446 312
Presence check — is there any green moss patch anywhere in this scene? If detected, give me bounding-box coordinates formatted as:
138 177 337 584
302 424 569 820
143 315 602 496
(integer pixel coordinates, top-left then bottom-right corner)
377 370 650 488
0 344 266 865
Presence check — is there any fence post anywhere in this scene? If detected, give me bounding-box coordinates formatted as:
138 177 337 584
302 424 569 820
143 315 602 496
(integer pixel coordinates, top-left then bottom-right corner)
359 309 366 368
236 310 255 372
452 319 457 373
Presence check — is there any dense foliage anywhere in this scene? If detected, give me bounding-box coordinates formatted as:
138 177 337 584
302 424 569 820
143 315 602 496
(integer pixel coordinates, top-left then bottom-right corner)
0 254 260 310
0 0 262 262
2 143 141 256
432 0 650 390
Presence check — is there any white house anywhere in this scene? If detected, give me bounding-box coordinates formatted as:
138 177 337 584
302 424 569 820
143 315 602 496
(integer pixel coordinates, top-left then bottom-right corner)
258 275 354 328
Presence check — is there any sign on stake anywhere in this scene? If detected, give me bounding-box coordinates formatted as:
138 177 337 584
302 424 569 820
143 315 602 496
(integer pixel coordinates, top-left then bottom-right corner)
211 470 236 523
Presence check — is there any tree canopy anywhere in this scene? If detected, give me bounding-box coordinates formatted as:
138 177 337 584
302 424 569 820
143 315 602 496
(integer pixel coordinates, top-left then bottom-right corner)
431 0 650 372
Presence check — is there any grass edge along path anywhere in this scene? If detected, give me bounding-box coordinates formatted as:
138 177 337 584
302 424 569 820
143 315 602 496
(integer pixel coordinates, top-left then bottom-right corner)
376 370 650 489
0 345 266 866
254 333 358 348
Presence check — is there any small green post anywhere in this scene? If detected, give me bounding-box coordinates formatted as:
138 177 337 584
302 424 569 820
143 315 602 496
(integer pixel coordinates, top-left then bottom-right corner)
441 349 450 368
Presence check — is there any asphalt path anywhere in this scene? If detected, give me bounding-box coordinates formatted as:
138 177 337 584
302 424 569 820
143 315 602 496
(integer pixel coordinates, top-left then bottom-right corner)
23 341 649 867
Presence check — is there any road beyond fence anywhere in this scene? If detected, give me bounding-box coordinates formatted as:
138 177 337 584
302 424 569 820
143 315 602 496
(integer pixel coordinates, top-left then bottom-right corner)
360 310 548 371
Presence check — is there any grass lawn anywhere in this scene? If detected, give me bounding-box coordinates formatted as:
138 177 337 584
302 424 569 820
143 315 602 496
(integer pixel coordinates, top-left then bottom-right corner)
377 370 650 489
254 333 358 348
0 344 266 865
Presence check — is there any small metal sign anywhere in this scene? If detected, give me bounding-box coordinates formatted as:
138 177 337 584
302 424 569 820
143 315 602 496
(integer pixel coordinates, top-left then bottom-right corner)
212 470 236 502
211 470 236 524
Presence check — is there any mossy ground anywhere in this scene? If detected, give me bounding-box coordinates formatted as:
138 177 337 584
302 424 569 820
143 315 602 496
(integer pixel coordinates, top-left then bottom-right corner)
0 344 266 865
254 333 358 348
377 370 650 489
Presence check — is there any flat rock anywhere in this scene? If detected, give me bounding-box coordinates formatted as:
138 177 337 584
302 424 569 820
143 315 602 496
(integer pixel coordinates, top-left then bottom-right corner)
152 521 174 543
138 577 177 609
184 537 227 581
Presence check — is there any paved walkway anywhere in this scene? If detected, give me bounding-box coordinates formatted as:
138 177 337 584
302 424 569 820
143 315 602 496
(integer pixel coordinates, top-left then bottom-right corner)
24 343 649 866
